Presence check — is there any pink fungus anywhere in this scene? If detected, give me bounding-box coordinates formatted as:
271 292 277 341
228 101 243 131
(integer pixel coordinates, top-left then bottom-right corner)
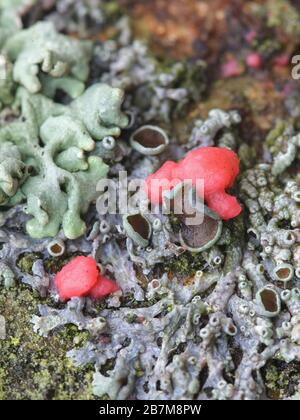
89 275 120 300
221 58 244 78
55 256 119 301
246 53 262 69
145 147 242 221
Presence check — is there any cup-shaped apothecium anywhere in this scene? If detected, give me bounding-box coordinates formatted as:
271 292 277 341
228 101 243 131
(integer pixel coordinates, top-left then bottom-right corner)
130 125 169 156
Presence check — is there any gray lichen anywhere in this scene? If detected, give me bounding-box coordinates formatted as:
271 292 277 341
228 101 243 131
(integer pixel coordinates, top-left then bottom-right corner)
92 16 206 125
187 109 241 150
1 0 300 402
28 106 300 400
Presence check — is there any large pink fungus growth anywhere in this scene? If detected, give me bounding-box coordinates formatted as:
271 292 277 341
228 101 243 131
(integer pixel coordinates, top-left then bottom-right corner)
145 147 242 220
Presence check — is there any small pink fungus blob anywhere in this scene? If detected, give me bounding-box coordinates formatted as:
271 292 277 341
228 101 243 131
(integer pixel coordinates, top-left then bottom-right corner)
89 275 120 300
221 58 244 78
55 256 119 301
246 52 262 69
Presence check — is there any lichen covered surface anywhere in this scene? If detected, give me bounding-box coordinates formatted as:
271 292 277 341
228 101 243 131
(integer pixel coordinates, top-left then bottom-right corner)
0 286 94 400
1 0 300 400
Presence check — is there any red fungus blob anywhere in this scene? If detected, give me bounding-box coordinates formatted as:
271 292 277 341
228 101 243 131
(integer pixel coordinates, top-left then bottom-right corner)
55 256 120 301
221 58 244 79
145 160 179 204
55 256 99 300
246 52 262 69
145 147 241 220
89 275 120 300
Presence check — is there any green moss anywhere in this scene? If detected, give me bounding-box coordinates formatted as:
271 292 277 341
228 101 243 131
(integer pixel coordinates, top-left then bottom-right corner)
256 38 281 58
168 212 182 234
125 313 139 324
120 292 164 309
0 286 94 400
238 144 257 169
267 0 300 36
59 325 90 348
0 368 6 400
161 252 205 277
262 359 300 399
103 1 122 20
17 252 43 274
134 360 144 378
266 121 286 147
99 393 110 400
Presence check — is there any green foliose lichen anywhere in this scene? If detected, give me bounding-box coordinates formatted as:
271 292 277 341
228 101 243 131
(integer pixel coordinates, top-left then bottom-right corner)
0 1 22 49
2 21 92 97
0 83 128 239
